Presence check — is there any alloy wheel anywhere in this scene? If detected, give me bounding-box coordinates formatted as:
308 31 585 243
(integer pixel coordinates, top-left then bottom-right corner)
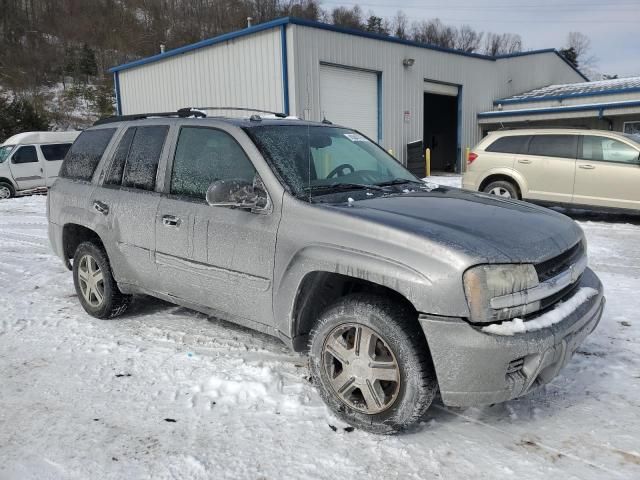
489 186 512 198
77 254 105 307
322 323 401 414
0 185 11 200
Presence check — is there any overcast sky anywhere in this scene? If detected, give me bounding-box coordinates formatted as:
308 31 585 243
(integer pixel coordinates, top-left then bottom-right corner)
321 0 640 77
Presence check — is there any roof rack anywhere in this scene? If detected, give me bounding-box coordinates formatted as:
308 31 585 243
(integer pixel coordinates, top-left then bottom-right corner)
93 108 205 126
495 125 593 131
194 107 287 118
93 107 287 126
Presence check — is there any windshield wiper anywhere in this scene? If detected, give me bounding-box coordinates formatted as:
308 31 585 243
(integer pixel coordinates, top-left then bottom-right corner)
375 178 426 187
304 183 385 193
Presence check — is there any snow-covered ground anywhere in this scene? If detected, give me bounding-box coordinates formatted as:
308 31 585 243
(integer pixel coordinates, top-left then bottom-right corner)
1 181 639 479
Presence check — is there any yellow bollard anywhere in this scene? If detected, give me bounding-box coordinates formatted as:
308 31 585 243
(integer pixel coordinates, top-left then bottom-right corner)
465 146 470 165
425 148 431 177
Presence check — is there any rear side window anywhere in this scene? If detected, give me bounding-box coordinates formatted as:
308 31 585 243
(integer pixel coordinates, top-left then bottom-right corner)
105 128 136 185
485 135 530 154
60 129 116 180
581 136 640 164
527 135 577 159
41 143 72 161
12 146 38 164
118 126 169 191
170 127 256 200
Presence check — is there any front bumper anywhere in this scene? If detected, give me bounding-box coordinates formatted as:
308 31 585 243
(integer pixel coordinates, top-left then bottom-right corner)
419 267 604 407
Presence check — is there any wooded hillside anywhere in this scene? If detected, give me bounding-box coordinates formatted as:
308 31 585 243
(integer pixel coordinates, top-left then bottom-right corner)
0 0 542 135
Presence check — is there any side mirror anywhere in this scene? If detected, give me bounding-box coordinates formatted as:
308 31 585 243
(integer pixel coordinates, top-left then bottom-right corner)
206 178 268 210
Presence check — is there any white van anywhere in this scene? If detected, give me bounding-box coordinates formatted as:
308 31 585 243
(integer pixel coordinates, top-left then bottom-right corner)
0 131 80 199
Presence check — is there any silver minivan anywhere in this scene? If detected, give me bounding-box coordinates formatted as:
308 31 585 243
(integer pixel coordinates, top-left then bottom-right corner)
463 128 640 212
0 131 80 199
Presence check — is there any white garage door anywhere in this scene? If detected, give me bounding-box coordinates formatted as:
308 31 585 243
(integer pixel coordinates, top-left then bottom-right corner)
319 64 379 141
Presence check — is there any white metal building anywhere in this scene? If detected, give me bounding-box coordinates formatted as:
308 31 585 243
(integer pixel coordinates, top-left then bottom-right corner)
479 77 640 135
109 17 587 174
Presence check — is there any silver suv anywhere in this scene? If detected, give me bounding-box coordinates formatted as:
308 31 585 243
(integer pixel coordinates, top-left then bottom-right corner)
48 111 605 434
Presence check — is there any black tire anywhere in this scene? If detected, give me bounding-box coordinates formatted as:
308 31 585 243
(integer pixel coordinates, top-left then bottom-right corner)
309 294 438 434
483 180 519 199
72 241 131 319
0 181 15 200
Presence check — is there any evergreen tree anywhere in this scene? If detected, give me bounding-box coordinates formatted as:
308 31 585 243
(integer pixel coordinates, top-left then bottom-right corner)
0 97 50 142
559 47 578 67
79 44 98 82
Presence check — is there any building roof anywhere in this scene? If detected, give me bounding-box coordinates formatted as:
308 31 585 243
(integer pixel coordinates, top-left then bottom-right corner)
478 99 640 121
494 77 640 105
109 17 587 81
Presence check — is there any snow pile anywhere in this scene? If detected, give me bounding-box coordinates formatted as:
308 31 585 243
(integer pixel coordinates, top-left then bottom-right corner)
192 363 308 413
423 175 462 188
482 287 599 336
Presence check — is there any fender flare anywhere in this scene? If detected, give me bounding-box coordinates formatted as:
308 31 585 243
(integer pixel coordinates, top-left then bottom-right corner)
273 243 433 338
478 168 528 198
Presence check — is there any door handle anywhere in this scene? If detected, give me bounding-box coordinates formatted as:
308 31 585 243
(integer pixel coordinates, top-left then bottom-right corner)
517 159 532 164
579 164 595 170
93 200 109 215
162 215 181 227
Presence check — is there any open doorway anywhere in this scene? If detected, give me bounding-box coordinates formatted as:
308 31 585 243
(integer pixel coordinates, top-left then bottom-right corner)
423 92 458 173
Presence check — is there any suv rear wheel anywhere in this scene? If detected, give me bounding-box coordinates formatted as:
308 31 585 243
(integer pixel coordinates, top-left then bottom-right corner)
72 241 131 319
483 179 519 199
0 181 14 200
309 294 438 434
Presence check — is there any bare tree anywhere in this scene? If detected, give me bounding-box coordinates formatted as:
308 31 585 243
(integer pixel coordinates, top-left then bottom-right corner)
566 31 597 68
331 5 363 30
390 10 409 40
456 24 483 53
483 32 522 56
411 18 456 49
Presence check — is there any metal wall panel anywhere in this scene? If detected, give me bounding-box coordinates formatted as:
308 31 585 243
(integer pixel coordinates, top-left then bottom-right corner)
118 28 283 116
289 25 585 167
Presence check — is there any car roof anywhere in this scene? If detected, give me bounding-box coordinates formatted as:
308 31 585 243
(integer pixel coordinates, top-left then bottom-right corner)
2 130 80 146
488 128 627 137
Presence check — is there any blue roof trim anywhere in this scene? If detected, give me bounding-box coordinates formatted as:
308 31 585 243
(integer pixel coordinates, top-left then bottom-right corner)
109 17 289 73
109 16 584 74
493 48 556 59
478 100 640 119
494 85 640 106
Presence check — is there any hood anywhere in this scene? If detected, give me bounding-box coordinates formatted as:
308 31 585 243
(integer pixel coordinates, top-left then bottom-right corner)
327 187 583 264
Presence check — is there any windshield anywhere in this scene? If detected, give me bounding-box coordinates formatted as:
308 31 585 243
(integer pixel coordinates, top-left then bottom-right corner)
244 125 420 198
0 145 15 164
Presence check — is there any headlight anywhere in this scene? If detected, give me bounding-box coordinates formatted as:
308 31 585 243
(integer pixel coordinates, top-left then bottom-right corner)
463 264 539 323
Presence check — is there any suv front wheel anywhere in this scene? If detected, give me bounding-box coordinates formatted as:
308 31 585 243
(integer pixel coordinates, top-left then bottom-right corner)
72 241 131 319
309 294 438 434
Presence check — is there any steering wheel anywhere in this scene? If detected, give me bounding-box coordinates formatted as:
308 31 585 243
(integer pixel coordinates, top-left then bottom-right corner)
327 163 355 179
